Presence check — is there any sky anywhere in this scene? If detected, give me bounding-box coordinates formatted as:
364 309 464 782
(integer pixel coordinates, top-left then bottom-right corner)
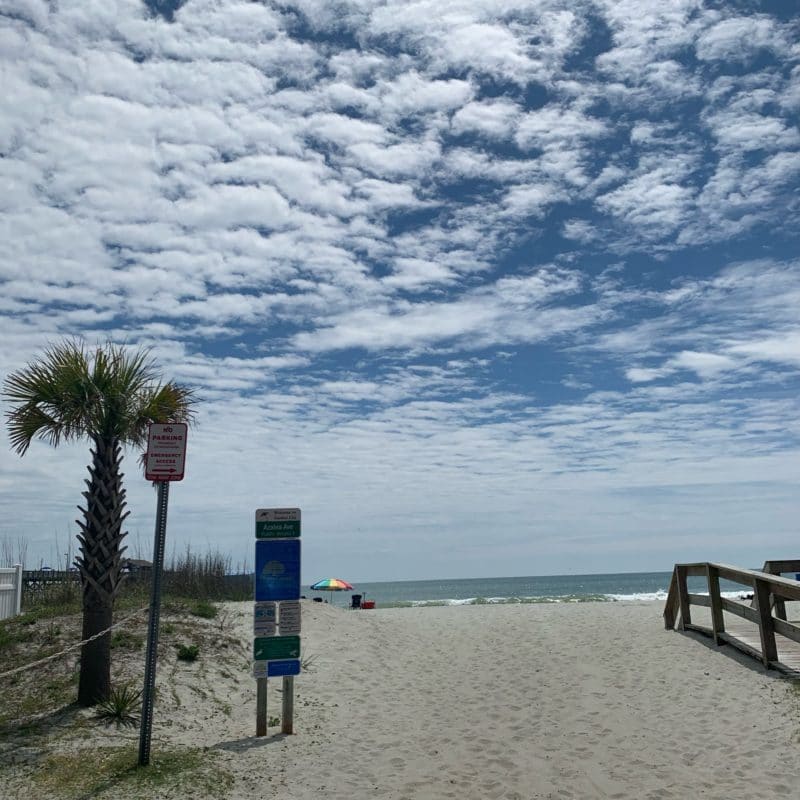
0 0 799 582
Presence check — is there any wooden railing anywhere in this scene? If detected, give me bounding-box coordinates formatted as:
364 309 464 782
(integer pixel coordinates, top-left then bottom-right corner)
663 560 800 671
22 569 81 589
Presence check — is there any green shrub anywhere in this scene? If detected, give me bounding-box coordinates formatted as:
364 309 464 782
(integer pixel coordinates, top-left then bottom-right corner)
177 644 199 662
0 621 34 651
111 629 144 650
190 600 217 619
94 685 142 728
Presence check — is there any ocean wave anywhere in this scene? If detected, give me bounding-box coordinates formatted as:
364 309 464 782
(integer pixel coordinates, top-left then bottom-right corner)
377 588 755 608
390 593 620 608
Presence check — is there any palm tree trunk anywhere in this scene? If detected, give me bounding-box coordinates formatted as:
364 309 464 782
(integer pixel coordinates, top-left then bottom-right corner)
78 602 113 705
76 437 129 706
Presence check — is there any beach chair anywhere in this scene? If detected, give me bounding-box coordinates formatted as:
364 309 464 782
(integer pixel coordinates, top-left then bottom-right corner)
350 594 362 610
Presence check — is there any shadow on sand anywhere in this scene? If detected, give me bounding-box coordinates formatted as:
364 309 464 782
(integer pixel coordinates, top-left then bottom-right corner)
213 732 291 752
0 702 82 767
678 627 800 679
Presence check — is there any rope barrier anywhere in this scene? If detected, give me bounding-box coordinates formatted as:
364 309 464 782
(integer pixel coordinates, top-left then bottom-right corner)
0 605 150 680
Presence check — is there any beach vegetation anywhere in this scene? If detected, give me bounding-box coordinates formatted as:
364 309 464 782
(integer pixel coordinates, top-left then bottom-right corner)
94 684 142 728
162 546 251 602
22 582 82 618
301 653 318 672
30 745 233 799
42 620 62 642
111 629 144 650
177 643 200 662
2 339 195 706
0 673 79 731
0 619 34 651
0 585 246 748
191 599 218 619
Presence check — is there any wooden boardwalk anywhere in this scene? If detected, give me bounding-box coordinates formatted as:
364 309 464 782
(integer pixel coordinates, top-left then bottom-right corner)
664 561 800 675
726 619 800 673
686 606 800 674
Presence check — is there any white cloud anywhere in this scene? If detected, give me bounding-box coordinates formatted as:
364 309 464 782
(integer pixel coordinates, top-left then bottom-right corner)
514 104 607 151
596 168 696 235
347 138 442 178
562 219 599 243
669 350 736 379
625 351 736 384
704 109 800 153
451 99 521 140
728 333 800 369
375 71 473 118
292 267 590 353
695 15 788 63
383 258 457 291
626 366 668 383
1 0 799 577
595 0 702 84
434 22 542 81
502 183 566 218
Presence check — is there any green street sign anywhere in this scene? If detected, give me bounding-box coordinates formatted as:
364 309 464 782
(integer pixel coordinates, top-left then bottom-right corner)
254 635 301 661
256 520 301 538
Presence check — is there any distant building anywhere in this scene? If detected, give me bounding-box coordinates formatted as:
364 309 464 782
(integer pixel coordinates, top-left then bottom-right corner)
122 558 153 576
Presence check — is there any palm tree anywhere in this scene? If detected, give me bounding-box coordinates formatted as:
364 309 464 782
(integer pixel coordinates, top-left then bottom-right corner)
3 340 195 705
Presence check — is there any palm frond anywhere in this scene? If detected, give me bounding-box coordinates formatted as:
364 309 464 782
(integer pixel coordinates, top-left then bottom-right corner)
3 339 93 454
3 339 196 454
129 382 197 445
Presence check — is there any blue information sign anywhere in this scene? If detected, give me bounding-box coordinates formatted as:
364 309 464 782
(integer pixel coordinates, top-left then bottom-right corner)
255 539 301 601
267 659 301 677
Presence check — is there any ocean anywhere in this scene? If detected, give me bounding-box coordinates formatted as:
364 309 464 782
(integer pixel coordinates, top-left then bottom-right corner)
314 571 757 608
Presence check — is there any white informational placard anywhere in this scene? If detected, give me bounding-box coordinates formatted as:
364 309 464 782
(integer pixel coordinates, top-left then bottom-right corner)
279 600 301 635
254 601 277 636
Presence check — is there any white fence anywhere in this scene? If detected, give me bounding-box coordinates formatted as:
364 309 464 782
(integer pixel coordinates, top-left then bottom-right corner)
0 565 23 620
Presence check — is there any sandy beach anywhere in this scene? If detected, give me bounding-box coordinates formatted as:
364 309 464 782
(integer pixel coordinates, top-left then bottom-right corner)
5 599 800 799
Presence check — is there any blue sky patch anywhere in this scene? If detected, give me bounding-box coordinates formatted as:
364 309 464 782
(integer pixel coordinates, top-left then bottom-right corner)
0 0 798 580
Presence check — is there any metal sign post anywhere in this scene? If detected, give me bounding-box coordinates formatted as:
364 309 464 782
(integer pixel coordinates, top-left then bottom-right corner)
138 423 187 767
138 480 169 767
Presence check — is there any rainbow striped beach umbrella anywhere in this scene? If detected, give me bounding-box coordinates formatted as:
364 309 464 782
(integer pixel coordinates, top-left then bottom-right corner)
310 577 354 604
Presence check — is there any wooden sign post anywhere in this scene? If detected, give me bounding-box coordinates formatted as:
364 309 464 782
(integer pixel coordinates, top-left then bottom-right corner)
253 508 302 736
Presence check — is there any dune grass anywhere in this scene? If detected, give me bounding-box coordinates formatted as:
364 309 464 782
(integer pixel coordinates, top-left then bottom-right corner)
0 546 251 733
32 745 233 799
